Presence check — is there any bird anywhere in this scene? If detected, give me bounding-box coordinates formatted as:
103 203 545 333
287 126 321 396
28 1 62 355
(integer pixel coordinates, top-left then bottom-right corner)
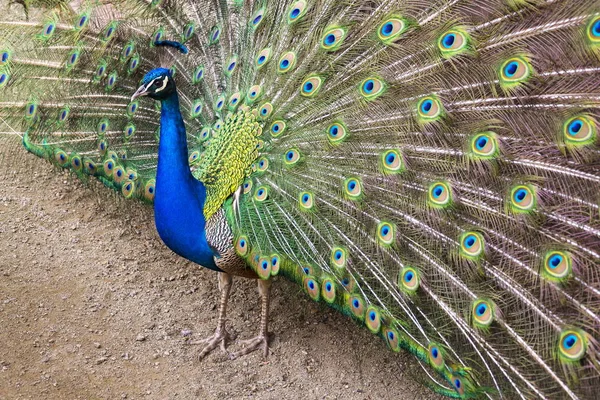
1 0 599 398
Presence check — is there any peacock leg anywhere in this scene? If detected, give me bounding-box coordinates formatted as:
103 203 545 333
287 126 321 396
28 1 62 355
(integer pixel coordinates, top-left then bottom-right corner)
230 278 272 359
191 272 234 359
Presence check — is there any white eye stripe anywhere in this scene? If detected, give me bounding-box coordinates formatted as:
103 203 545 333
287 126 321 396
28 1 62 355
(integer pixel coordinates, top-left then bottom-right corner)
155 76 169 92
144 78 157 91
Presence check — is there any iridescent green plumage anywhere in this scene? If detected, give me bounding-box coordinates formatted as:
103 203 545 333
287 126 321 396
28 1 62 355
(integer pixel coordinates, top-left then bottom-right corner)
1 0 600 399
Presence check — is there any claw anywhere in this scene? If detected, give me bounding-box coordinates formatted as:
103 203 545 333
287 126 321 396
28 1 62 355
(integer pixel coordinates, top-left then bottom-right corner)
229 333 272 359
189 328 234 360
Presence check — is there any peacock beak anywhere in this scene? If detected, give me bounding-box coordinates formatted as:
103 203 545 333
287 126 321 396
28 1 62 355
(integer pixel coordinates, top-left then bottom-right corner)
131 83 150 101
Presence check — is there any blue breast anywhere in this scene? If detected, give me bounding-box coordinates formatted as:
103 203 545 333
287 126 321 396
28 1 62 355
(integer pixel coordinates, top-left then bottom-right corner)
153 92 221 272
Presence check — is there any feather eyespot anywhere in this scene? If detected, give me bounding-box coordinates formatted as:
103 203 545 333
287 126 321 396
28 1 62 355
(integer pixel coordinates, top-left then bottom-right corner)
452 376 465 396
106 72 117 90
563 115 596 145
558 329 588 362
193 66 204 84
200 127 210 141
269 254 281 276
243 180 253 194
399 267 419 293
542 251 572 282
54 150 68 166
0 72 9 87
470 132 498 158
250 8 265 29
225 55 238 76
327 122 348 143
98 140 107 154
270 120 286 137
246 85 262 103
41 22 56 38
459 231 484 259
214 95 225 112
428 344 444 370
75 13 89 29
377 222 395 246
347 295 365 319
321 27 347 51
256 48 272 68
499 56 533 88
331 247 347 268
256 256 271 279
384 327 400 351
377 17 408 43
0 50 9 66
58 107 69 123
254 186 269 202
299 191 314 210
359 77 385 100
190 100 203 118
182 23 195 41
256 157 269 172
428 181 452 207
259 103 273 119
228 92 241 110
303 276 320 301
278 52 297 73
365 306 381 333
283 148 301 166
300 75 323 97
144 180 155 201
102 22 118 42
321 277 336 303
235 236 249 256
70 154 83 171
417 96 443 121
587 16 600 44
472 299 495 328
509 184 536 212
438 29 470 57
103 159 115 176
287 1 308 23
380 149 403 174
209 26 221 44
344 177 362 200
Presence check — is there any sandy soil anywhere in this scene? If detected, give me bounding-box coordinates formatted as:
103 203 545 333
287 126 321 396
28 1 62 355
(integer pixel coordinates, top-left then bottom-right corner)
0 135 439 400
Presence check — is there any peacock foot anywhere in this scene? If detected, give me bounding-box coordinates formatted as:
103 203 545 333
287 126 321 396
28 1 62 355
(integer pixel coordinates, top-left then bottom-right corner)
190 327 234 360
229 333 272 359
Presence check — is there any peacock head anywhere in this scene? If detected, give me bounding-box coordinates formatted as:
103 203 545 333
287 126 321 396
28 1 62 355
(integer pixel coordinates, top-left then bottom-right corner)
132 68 176 101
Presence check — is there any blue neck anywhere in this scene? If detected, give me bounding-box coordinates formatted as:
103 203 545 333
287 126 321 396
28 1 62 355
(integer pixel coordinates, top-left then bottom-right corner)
153 91 220 271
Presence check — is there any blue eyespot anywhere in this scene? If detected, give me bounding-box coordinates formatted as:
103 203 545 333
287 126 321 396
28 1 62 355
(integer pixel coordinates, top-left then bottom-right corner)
240 239 246 248
476 304 487 316
302 194 309 202
258 55 266 64
342 278 350 286
549 254 563 269
369 311 376 321
421 99 433 113
28 105 35 115
324 34 336 45
329 126 339 136
290 8 300 18
593 20 600 37
45 24 55 35
74 159 80 166
464 234 476 248
228 62 236 71
303 81 314 92
432 184 444 198
253 15 262 25
106 27 114 37
272 257 278 266
476 137 488 150
212 30 220 41
504 61 519 77
385 153 395 165
454 379 461 389
258 189 264 196
513 189 527 203
0 74 7 85
273 124 280 133
563 334 577 349
1 52 8 63
404 271 414 282
303 267 310 274
442 33 455 48
352 299 360 308
308 280 315 290
387 331 395 340
148 187 154 194
568 119 583 136
347 180 357 191
261 260 268 270
381 226 390 236
431 347 439 358
78 16 87 27
280 59 289 68
325 282 332 291
381 22 394 36
363 79 375 94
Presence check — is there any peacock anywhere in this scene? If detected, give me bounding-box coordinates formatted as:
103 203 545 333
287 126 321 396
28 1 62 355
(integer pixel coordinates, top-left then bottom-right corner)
1 0 599 398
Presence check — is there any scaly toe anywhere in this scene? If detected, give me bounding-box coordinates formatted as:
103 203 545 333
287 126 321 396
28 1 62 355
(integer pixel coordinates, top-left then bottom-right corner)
230 333 271 359
189 328 233 360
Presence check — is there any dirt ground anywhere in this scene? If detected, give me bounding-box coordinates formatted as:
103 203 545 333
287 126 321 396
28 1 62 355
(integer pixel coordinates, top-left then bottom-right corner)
0 135 439 400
